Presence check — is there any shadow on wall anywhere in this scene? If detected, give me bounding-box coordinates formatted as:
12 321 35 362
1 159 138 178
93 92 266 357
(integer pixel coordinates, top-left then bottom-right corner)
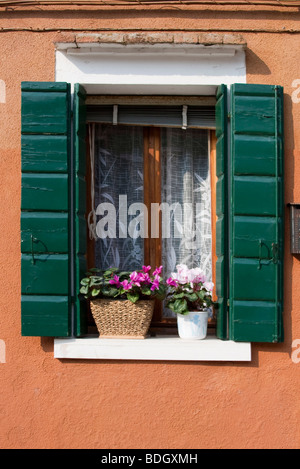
246 49 271 76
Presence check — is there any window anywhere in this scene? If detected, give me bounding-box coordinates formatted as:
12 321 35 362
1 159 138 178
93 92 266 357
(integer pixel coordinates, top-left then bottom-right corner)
85 99 216 330
21 81 284 344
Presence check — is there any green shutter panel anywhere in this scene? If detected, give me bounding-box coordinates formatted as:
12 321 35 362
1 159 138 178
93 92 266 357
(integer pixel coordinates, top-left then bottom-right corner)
215 84 229 340
21 82 71 336
229 84 284 342
73 84 87 336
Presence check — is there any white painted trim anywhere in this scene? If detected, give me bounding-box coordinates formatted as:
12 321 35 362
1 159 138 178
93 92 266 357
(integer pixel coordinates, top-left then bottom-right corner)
55 43 246 95
54 336 251 362
54 43 249 362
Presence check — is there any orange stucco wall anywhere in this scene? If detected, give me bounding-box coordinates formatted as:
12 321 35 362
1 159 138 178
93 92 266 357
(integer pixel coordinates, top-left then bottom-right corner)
1 4 300 449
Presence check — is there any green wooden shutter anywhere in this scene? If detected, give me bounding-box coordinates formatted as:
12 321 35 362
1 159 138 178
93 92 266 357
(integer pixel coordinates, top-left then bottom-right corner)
215 84 229 340
21 82 71 336
229 84 284 342
73 84 87 336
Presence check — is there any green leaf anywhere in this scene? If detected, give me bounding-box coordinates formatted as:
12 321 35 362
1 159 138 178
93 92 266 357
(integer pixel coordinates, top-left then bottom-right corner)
173 292 185 299
186 292 198 302
155 284 167 300
142 287 151 296
197 290 206 300
174 298 188 314
102 286 119 297
91 288 101 297
80 285 89 295
80 278 89 285
90 277 103 287
103 267 119 277
167 298 188 314
166 300 175 311
127 292 139 303
118 271 131 279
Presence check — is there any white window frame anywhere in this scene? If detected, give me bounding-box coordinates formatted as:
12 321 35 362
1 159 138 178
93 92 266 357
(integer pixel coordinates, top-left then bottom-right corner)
54 41 251 361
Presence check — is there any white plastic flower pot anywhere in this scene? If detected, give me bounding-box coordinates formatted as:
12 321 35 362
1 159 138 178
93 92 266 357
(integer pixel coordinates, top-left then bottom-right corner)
177 310 209 340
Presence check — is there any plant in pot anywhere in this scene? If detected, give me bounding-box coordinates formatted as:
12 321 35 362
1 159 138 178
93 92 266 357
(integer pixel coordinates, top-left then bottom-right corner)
80 265 166 339
165 264 214 340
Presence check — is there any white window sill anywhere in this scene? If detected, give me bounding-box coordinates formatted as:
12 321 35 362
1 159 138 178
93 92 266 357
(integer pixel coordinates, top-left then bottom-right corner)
54 335 251 362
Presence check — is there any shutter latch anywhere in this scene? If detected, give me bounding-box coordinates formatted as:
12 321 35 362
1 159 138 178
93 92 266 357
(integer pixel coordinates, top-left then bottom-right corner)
272 243 279 264
258 240 279 269
258 239 263 270
31 234 38 265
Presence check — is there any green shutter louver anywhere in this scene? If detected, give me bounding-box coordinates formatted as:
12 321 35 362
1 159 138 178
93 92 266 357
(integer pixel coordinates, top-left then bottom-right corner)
21 82 71 336
229 84 284 343
215 84 229 340
73 84 87 336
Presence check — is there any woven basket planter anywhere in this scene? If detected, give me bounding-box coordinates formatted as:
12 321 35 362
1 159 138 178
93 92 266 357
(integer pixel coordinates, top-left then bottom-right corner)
90 298 155 339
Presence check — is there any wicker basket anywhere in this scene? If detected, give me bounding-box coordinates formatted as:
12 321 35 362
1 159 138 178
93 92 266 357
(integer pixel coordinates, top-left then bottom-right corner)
90 298 155 339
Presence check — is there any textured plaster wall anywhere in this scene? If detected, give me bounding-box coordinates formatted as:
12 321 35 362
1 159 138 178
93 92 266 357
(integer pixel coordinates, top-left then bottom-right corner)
0 5 300 449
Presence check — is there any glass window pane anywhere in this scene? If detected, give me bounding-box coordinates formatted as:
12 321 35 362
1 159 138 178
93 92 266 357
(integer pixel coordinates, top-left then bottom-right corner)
93 124 144 271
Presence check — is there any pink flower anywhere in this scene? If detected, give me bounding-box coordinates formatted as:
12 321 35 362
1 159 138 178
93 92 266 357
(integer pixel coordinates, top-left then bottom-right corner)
166 277 177 287
150 277 160 291
191 268 206 284
203 281 214 292
121 279 133 290
153 265 163 277
172 265 206 284
142 265 151 273
140 272 151 284
129 271 142 286
109 275 121 287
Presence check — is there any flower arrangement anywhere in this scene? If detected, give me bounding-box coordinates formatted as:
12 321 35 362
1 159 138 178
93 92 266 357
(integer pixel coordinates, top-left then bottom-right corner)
80 265 166 304
165 264 214 315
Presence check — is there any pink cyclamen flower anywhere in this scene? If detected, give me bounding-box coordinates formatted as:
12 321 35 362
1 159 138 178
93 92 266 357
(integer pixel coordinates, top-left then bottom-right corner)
203 281 214 292
150 278 160 291
153 265 163 277
129 271 142 286
142 265 151 273
121 279 133 290
109 275 121 287
166 277 177 287
140 272 151 284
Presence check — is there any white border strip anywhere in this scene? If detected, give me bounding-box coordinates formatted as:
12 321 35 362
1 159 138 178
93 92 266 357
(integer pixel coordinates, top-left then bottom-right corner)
54 44 248 362
54 336 251 361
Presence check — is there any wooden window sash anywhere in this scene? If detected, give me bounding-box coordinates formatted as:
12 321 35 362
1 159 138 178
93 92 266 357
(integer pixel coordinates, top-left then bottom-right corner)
143 127 167 326
145 128 217 331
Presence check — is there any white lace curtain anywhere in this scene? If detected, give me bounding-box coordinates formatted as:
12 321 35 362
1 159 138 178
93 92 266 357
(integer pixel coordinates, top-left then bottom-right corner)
92 123 212 283
94 124 144 270
160 127 212 281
